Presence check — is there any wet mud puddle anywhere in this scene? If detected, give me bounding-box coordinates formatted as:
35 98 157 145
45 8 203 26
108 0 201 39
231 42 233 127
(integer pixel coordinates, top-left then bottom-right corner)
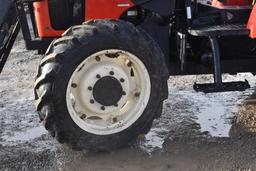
1 87 254 153
139 75 256 154
1 74 255 156
1 126 47 144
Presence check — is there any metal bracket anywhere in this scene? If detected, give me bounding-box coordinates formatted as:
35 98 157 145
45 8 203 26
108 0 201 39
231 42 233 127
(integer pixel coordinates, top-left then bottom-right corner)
0 20 20 73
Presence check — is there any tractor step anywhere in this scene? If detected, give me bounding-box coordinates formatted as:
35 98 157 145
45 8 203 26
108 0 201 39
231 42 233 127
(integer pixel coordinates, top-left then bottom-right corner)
193 80 250 93
188 23 249 37
189 23 250 93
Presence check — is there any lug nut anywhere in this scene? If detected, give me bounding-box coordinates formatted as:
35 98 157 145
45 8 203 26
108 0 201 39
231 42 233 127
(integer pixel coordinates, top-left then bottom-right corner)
90 99 94 104
122 91 126 96
110 71 114 75
96 74 101 79
95 56 101 62
101 106 106 111
127 61 132 67
113 117 117 123
88 86 93 91
80 114 87 120
71 83 77 88
135 92 140 97
120 78 125 83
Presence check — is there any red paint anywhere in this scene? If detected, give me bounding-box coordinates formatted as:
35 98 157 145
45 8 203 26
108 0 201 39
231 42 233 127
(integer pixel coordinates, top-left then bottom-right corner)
85 0 134 20
212 0 225 8
212 0 253 8
34 0 133 38
33 0 64 37
247 5 256 38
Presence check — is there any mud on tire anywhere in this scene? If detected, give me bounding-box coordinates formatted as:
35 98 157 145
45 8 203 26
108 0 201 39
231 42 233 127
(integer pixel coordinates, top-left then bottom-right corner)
34 19 168 151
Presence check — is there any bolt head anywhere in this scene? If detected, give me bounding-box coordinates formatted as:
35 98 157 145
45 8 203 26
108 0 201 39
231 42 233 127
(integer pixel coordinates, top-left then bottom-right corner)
113 117 118 123
96 74 101 79
120 78 125 83
90 99 94 104
122 91 126 96
80 114 87 119
88 86 93 91
110 71 114 75
127 61 132 67
101 106 105 110
71 83 77 88
135 92 140 97
95 56 101 62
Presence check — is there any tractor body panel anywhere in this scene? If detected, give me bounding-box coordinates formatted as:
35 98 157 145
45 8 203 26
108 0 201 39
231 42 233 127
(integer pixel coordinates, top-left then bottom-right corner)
33 0 175 38
31 0 174 67
248 5 256 38
86 0 134 20
34 1 65 37
133 0 175 16
34 0 135 37
212 0 253 7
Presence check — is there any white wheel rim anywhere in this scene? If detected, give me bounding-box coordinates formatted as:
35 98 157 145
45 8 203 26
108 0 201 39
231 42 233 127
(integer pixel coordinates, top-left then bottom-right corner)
66 49 151 135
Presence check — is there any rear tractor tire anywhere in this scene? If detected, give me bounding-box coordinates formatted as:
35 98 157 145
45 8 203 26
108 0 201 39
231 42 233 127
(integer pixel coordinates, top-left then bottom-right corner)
34 19 168 151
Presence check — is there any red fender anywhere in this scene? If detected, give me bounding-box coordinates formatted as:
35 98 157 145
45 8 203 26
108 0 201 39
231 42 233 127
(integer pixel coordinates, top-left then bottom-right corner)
34 0 134 38
248 5 256 38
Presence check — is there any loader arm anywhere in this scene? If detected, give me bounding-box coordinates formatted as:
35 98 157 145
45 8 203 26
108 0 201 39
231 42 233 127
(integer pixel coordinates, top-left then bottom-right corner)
0 0 20 73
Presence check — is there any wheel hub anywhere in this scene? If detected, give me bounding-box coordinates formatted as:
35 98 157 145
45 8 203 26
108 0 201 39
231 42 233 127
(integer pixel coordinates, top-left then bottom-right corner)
93 76 123 106
66 50 151 135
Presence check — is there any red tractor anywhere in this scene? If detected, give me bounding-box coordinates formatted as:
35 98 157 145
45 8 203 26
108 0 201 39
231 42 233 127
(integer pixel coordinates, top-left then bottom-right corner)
0 0 256 151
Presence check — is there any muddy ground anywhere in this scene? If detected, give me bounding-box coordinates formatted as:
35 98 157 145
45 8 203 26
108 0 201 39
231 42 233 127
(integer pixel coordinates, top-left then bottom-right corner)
1 34 256 171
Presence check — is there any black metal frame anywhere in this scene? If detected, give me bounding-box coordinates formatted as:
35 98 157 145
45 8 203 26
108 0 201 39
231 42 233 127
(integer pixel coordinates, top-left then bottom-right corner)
172 0 256 76
15 0 53 51
178 0 254 92
0 1 20 73
0 21 20 73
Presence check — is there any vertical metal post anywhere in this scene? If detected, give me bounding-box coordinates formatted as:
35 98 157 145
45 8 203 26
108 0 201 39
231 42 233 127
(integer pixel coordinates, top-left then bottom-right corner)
209 36 222 85
0 21 20 73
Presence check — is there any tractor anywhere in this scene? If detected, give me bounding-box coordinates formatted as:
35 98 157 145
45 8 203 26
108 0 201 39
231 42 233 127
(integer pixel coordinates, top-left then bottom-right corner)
0 0 256 151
